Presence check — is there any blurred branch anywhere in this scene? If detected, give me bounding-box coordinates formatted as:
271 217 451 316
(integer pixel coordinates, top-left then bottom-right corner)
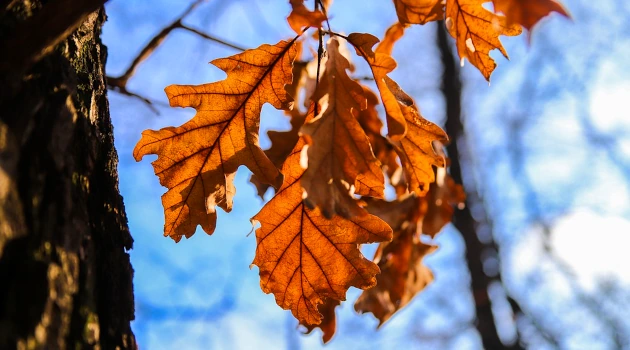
106 0 247 114
437 21 524 350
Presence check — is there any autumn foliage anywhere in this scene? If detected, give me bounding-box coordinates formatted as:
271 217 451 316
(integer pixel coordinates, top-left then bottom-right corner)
134 0 568 343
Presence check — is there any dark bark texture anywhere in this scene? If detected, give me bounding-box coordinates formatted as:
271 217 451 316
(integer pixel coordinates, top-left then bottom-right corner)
0 2 136 349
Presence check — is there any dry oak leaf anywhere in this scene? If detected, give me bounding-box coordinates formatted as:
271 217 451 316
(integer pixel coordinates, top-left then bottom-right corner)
133 40 297 242
393 0 444 25
355 196 437 325
252 134 392 325
357 86 400 183
422 168 466 237
395 98 448 196
249 111 306 198
249 58 310 199
300 299 340 343
375 22 408 58
288 0 327 34
346 32 407 139
301 39 385 218
348 33 448 195
492 0 569 32
355 230 437 326
445 0 522 80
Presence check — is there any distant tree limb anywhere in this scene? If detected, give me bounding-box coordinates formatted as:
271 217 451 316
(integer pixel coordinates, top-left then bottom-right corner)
105 0 247 114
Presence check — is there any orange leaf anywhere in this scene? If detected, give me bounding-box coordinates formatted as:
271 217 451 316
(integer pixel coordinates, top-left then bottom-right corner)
350 31 448 196
300 299 340 343
252 131 392 325
287 0 327 34
133 40 297 242
445 0 522 80
392 0 444 24
357 86 401 185
375 22 408 57
346 33 407 139
250 111 307 199
492 0 569 32
423 168 466 237
301 39 385 218
347 33 448 196
394 95 449 196
355 196 437 326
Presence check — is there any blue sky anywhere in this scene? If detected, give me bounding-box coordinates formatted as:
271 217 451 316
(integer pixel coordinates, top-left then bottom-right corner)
103 0 630 349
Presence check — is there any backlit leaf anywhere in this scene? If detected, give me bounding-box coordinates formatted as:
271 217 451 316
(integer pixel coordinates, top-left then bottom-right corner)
301 38 385 218
288 0 327 34
300 299 340 343
346 32 407 139
392 0 444 24
347 33 447 196
492 0 569 32
252 131 392 325
355 196 437 326
445 0 522 80
357 86 401 186
134 40 297 242
423 168 466 237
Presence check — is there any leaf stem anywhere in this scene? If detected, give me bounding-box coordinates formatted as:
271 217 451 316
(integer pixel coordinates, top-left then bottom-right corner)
313 1 324 118
315 0 332 32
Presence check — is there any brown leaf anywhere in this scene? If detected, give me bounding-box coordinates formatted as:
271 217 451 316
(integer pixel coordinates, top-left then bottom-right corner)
445 0 522 80
288 0 327 34
375 22 408 56
249 92 313 200
492 0 569 32
252 133 392 325
300 299 340 343
422 169 466 237
347 33 448 196
250 111 307 198
133 40 297 242
355 197 437 326
250 44 309 198
392 0 444 25
346 33 407 139
285 42 308 108
394 96 449 196
357 86 400 183
301 39 385 218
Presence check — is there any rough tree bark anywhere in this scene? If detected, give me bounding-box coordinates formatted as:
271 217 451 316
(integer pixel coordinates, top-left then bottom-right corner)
436 23 522 349
0 2 136 349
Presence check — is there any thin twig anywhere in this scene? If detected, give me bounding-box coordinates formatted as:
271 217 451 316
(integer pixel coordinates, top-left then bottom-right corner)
179 24 247 51
313 0 324 118
315 0 332 32
105 0 248 114
106 78 165 114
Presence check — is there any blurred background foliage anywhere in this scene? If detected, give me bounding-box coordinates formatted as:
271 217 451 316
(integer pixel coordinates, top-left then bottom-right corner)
103 0 630 348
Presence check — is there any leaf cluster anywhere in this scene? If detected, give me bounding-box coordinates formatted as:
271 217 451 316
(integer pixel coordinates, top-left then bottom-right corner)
134 0 568 343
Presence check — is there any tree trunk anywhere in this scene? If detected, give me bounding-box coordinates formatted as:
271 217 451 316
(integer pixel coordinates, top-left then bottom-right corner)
0 2 136 349
436 22 522 350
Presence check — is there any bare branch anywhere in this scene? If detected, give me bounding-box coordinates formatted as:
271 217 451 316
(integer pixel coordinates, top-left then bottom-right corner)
105 0 247 114
107 77 164 115
179 24 247 51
